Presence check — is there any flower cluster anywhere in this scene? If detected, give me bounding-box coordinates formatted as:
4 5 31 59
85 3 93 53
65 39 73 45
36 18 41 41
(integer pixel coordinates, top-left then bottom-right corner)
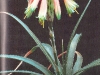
24 0 79 27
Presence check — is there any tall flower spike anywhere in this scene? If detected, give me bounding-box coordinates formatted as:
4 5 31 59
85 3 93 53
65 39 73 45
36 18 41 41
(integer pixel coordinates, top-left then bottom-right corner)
38 0 47 28
64 0 79 17
54 0 61 20
24 0 40 19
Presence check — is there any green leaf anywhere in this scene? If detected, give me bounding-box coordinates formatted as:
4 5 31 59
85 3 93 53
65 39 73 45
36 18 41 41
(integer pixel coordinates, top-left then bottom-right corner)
0 70 42 75
0 12 56 73
74 59 100 75
8 46 38 74
39 43 63 75
66 34 82 75
42 43 55 60
72 51 83 74
30 43 55 61
8 43 55 75
0 55 54 75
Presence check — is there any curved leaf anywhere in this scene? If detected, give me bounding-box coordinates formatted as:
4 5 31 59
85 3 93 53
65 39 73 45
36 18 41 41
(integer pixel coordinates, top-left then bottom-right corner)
0 70 42 75
0 55 54 75
8 46 38 75
9 43 58 75
74 59 100 75
72 51 83 74
66 34 82 75
42 43 55 60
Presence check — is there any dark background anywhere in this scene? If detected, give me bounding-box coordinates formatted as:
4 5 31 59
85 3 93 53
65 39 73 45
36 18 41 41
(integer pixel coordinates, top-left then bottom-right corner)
0 0 100 75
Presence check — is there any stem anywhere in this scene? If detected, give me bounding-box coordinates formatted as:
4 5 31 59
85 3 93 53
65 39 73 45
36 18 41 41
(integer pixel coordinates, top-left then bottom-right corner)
62 39 65 66
48 21 58 65
47 1 61 74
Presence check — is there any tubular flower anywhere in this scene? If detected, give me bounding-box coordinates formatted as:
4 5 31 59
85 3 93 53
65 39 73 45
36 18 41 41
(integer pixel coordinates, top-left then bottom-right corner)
64 0 79 17
54 0 61 20
24 0 79 27
24 0 40 18
38 0 47 28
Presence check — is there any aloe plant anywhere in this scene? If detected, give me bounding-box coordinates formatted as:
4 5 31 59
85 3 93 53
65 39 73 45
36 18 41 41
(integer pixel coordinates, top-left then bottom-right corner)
0 0 100 75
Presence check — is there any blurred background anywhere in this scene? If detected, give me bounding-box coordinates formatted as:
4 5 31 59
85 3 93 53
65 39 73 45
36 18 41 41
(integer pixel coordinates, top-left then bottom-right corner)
0 0 100 75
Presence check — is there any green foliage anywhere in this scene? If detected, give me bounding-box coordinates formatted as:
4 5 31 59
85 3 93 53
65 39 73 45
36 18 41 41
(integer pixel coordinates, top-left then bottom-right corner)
0 12 56 70
0 0 100 75
65 34 82 75
0 55 53 75
74 59 100 75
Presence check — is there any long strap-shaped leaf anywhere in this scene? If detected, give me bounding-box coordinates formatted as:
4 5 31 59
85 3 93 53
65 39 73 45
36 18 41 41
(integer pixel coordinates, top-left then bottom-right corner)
10 43 55 74
0 12 56 73
8 46 38 75
66 34 82 75
65 1 91 73
63 0 92 74
0 55 53 75
74 59 100 75
0 70 42 75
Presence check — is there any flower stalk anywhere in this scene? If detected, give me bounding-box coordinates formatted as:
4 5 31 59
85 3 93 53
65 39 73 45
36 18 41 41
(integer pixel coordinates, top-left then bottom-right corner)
47 18 60 74
47 0 58 65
